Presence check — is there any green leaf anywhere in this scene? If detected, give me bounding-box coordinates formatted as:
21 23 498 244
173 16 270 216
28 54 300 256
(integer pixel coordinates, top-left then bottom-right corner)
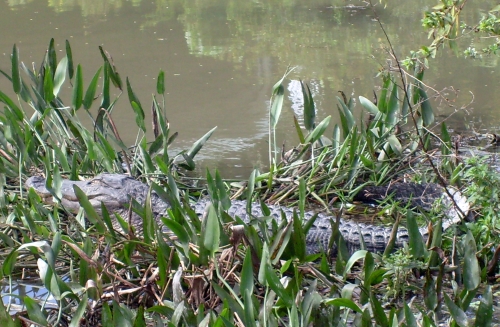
407 209 426 258
11 44 21 94
127 77 144 123
24 297 47 326
343 250 367 279
43 65 54 102
101 62 111 109
211 283 245 320
265 264 292 307
131 101 145 132
474 286 492 327
246 169 256 214
370 292 389 327
463 230 480 291
157 70 165 95
161 218 190 244
292 211 306 261
65 40 74 79
270 81 285 129
240 248 254 296
419 87 434 126
359 96 380 115
73 185 106 233
47 38 57 75
2 249 18 277
404 302 418 327
83 67 102 109
301 80 315 131
53 56 68 97
424 272 438 310
323 298 362 313
69 293 88 327
203 204 220 256
304 116 331 144
133 306 146 327
186 126 217 159
386 81 399 128
243 289 256 327
0 299 21 327
443 292 468 327
337 97 355 135
72 65 83 110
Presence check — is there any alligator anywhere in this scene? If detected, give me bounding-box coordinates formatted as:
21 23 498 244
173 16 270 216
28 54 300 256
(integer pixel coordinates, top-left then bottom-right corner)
25 174 469 255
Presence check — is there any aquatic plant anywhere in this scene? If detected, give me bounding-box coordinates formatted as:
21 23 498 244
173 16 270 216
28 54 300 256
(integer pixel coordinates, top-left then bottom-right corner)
0 31 497 327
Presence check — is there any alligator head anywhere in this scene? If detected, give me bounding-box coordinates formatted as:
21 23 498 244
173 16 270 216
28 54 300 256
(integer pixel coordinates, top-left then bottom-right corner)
25 174 168 216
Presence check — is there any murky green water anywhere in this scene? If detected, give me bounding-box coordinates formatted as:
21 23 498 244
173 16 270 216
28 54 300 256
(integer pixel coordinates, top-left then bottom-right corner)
1 0 498 177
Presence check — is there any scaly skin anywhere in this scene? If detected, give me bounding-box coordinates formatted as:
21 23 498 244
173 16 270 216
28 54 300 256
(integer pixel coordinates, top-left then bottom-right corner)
25 174 468 254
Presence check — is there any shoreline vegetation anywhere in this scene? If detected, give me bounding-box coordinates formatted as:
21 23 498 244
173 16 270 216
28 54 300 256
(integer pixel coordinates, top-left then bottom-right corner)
2 2 500 325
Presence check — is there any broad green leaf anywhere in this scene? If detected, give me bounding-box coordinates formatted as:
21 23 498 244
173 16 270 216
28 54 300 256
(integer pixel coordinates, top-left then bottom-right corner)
11 44 21 94
419 88 434 126
0 299 20 327
101 62 111 109
243 289 256 327
127 77 143 120
53 56 68 97
360 251 375 304
131 101 145 132
370 292 389 327
343 250 367 279
257 243 270 285
378 76 391 113
161 218 189 244
301 80 316 131
291 211 306 261
73 185 106 234
304 116 331 144
407 210 426 258
337 97 355 134
246 169 256 213
47 38 57 75
240 250 254 296
424 272 438 310
43 65 54 102
386 81 399 128
293 115 305 144
2 249 19 276
359 96 380 115
157 70 165 95
387 135 402 155
133 306 146 327
186 126 217 159
24 297 47 326
323 298 362 313
211 283 245 320
404 302 418 327
463 230 480 291
65 40 74 79
203 204 220 256
99 46 122 89
474 286 492 327
444 293 468 327
69 293 88 327
265 264 292 307
83 67 102 109
270 81 285 128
